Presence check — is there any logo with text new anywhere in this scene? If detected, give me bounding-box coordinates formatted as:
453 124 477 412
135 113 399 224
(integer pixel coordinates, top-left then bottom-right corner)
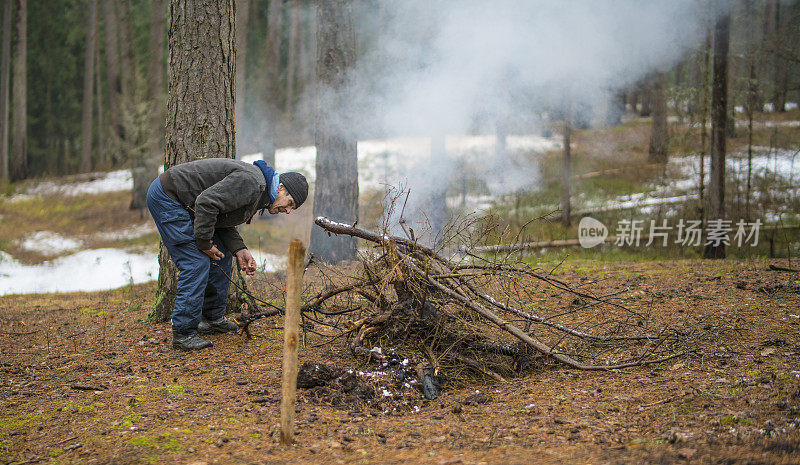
578 217 608 248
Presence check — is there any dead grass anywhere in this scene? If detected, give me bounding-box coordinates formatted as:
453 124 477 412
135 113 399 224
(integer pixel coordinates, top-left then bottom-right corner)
1 258 798 464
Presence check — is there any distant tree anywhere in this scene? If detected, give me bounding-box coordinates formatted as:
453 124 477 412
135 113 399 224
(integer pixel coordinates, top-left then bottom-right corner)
286 0 300 119
80 0 97 173
561 122 571 226
95 44 105 167
0 0 10 181
309 0 358 263
101 0 122 160
263 0 282 165
235 0 248 158
648 71 668 163
153 0 237 322
771 0 788 112
118 0 136 105
10 0 25 181
129 0 166 210
704 5 729 260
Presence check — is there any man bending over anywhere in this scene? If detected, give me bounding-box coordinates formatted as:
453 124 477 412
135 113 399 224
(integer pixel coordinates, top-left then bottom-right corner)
146 158 308 351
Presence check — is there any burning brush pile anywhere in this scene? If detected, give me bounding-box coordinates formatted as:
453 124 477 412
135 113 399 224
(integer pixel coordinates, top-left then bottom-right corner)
240 215 700 401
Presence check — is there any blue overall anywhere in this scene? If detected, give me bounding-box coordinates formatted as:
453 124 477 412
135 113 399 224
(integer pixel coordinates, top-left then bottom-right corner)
146 178 233 336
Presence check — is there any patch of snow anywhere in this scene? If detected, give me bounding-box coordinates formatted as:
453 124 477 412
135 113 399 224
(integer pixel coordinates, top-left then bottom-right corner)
17 231 83 255
26 170 133 197
764 103 775 112
249 250 286 273
93 224 157 241
241 133 558 192
734 105 744 113
786 102 798 110
0 248 157 295
0 247 287 295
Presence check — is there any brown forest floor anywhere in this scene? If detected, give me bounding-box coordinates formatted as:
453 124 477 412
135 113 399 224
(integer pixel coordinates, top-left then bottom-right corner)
1 257 799 465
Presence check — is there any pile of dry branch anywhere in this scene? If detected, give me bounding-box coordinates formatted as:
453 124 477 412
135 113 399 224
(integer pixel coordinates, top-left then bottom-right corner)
238 215 698 385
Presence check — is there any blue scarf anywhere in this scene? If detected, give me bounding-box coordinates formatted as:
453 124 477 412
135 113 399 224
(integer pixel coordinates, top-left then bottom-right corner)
253 160 280 203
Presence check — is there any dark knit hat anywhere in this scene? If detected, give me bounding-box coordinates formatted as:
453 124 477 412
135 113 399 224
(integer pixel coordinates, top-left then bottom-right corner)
279 172 308 207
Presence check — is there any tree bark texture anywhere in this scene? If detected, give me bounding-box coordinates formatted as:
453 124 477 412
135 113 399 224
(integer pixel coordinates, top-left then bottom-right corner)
0 0 11 181
118 0 136 103
80 0 97 173
285 0 300 118
704 7 729 260
130 0 167 210
648 72 668 163
153 0 237 322
101 0 122 160
309 0 358 264
10 0 25 181
234 0 248 157
262 0 282 164
95 44 105 168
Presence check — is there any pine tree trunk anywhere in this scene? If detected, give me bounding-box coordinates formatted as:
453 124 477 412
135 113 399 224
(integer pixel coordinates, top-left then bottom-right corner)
429 133 447 248
80 0 97 173
9 0 24 181
704 6 729 260
130 0 166 210
101 0 122 161
772 2 788 112
309 0 358 264
152 0 237 323
561 123 571 226
118 0 136 103
648 72 668 163
0 0 11 181
263 0 282 164
95 44 105 168
285 0 300 119
235 0 248 157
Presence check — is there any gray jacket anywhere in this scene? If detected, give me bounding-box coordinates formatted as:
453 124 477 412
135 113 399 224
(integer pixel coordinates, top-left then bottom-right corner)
159 158 271 253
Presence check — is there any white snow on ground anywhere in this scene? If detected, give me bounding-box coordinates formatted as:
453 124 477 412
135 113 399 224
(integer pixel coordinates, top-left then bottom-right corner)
93 223 157 241
243 134 560 190
25 169 133 196
572 147 798 216
0 247 286 295
16 231 83 255
249 250 287 273
0 248 157 295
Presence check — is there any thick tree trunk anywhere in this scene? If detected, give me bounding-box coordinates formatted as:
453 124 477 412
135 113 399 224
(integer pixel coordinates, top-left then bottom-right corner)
118 0 136 104
10 0 24 181
704 7 729 260
772 1 788 112
153 0 237 322
699 29 711 226
285 0 300 119
101 0 122 161
235 0 248 157
80 0 97 173
561 123 571 226
130 0 166 210
95 44 105 168
309 0 358 263
648 72 668 163
0 0 11 181
263 0 282 165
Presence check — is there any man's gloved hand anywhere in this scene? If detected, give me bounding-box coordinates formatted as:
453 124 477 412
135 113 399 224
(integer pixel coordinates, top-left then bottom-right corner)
202 244 225 261
235 249 257 275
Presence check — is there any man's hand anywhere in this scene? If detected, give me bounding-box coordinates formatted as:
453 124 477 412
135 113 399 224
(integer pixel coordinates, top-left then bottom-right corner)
235 249 257 275
203 245 225 261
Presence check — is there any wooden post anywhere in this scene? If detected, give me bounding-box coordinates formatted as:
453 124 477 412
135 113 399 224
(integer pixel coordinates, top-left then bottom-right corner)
280 239 305 446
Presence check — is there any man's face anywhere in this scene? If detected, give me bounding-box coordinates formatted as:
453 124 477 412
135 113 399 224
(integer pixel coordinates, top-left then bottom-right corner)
268 184 297 215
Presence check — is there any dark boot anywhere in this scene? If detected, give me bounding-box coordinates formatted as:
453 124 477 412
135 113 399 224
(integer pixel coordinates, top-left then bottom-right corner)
198 316 239 334
172 331 213 351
